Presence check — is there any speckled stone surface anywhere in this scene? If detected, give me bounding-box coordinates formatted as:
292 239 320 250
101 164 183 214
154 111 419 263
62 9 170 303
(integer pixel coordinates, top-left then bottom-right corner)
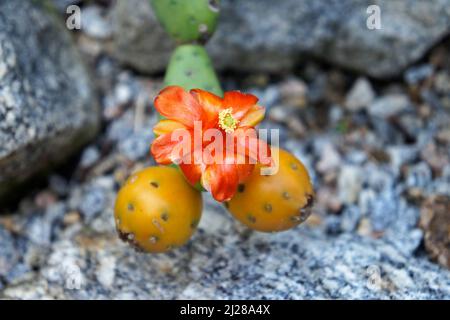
0 1 99 199
0 194 449 300
105 0 450 78
1 1 450 300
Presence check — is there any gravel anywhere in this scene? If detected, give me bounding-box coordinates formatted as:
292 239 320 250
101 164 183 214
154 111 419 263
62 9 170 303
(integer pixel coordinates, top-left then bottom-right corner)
1 1 450 300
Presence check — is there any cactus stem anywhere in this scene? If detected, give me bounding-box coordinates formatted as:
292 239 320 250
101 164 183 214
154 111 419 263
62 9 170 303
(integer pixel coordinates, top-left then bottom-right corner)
164 44 223 96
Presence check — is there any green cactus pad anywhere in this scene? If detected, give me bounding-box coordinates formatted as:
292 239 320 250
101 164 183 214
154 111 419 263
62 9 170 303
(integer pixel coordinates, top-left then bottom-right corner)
164 44 223 96
151 0 220 44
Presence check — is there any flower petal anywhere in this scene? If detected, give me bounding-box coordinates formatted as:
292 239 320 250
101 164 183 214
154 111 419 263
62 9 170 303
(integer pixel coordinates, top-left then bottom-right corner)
202 162 239 202
236 162 255 183
223 91 259 120
150 133 178 165
153 119 187 136
234 127 272 166
154 86 202 127
179 162 203 186
191 89 223 128
178 146 204 185
232 152 255 183
150 129 192 164
239 105 265 127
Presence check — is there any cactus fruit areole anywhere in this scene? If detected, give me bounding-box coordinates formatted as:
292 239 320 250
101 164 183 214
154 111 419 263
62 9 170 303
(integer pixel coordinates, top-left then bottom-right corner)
114 166 202 253
151 0 220 44
164 44 223 96
226 147 314 232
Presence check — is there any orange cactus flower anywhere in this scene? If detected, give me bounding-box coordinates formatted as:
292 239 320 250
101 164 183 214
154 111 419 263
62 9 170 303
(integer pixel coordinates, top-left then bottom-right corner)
150 86 272 202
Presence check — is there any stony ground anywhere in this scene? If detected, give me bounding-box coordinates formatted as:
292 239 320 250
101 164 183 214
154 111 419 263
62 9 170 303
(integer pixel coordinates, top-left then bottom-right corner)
1 2 450 299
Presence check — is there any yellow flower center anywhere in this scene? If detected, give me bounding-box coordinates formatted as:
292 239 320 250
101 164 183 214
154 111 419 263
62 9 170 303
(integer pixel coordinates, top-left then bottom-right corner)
218 108 238 133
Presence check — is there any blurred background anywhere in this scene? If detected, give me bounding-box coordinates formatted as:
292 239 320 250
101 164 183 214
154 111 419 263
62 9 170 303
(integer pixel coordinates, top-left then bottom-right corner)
0 0 449 299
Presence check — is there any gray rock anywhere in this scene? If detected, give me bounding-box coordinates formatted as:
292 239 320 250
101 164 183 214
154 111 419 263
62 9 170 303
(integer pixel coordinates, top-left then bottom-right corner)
406 162 433 190
79 186 107 221
369 94 411 118
51 0 82 12
3 263 33 286
26 203 66 247
345 78 375 111
79 146 101 169
250 85 280 111
105 0 450 78
317 143 341 174
26 215 53 247
345 150 368 165
404 64 434 85
106 110 137 143
49 175 70 197
325 215 343 235
118 131 153 162
369 191 398 232
1 73 450 300
338 165 363 204
421 89 443 110
397 114 425 142
340 205 362 232
434 71 450 94
0 225 18 278
387 145 419 172
2 7 450 298
358 188 377 216
397 228 423 256
370 118 400 145
385 203 422 255
106 0 173 76
258 120 289 147
328 105 344 124
428 165 450 196
3 222 450 299
81 6 113 40
364 164 396 192
0 1 99 200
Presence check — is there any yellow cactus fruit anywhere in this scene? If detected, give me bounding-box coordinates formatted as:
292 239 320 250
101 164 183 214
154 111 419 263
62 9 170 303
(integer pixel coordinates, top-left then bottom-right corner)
226 147 314 232
114 166 202 253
